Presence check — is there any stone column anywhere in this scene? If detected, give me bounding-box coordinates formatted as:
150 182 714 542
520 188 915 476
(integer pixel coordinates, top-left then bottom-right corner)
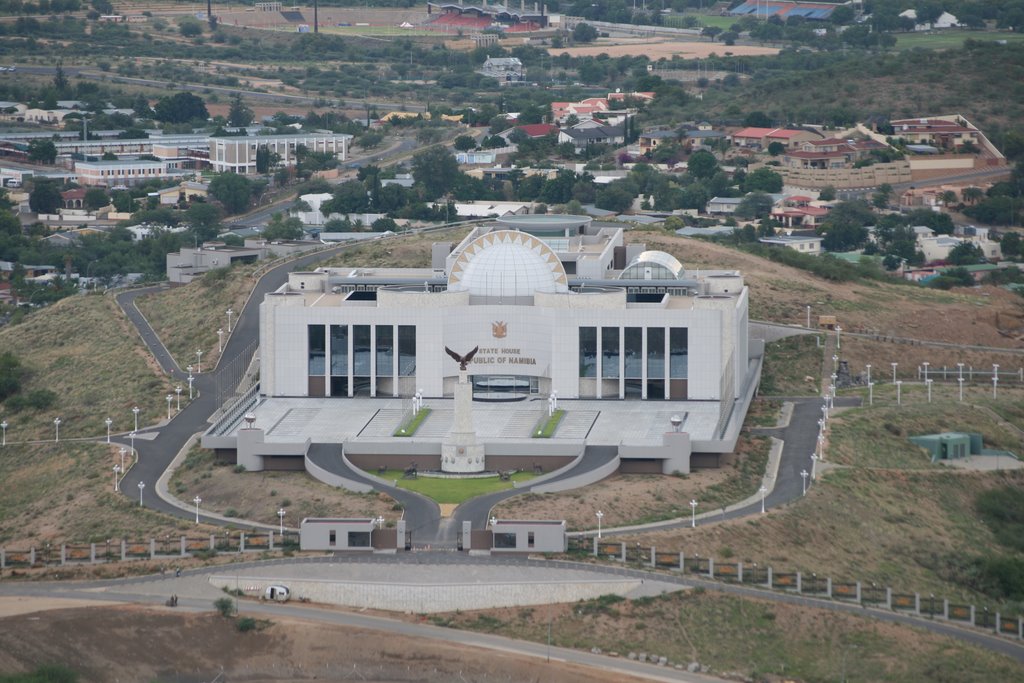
970 605 976 626
885 587 892 609
737 562 743 583
90 544 96 564
707 557 714 578
620 542 626 563
766 566 773 588
441 368 485 473
180 537 187 556
914 592 920 615
240 533 246 553
855 581 862 604
943 599 949 619
796 572 801 593
29 548 35 566
677 552 684 571
650 547 656 568
149 539 156 559
60 545 66 566
120 540 126 561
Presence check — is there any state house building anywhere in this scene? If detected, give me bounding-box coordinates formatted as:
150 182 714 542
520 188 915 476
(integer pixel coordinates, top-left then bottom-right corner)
260 216 754 427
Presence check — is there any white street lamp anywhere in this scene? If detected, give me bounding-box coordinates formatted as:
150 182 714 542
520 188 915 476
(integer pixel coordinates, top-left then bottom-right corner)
891 362 898 383
993 363 999 378
194 495 202 524
175 385 182 411
137 480 145 506
217 328 224 353
925 378 933 403
132 406 140 432
958 377 964 401
868 382 874 406
226 308 234 333
689 499 698 528
105 417 112 443
129 430 136 458
596 510 604 538
865 364 871 384
759 485 768 514
922 361 930 382
113 464 121 492
805 304 810 328
166 394 173 420
489 516 497 528
1 419 7 446
53 416 61 442
119 447 126 473
957 362 964 381
832 354 838 372
279 507 287 534
800 469 809 496
993 375 998 399
187 370 195 400
195 349 203 373
810 453 819 479
835 324 841 350
817 432 825 460
896 380 903 405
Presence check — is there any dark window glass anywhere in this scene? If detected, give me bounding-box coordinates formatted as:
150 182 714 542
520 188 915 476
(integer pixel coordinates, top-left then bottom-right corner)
398 325 416 376
579 327 597 378
647 327 665 379
308 325 325 376
624 327 642 379
352 325 371 376
494 533 517 549
376 325 393 377
670 328 689 379
330 324 347 377
347 531 370 548
602 327 619 379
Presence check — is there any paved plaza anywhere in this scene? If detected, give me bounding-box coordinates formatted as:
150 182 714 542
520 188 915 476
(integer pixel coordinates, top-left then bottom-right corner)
236 396 723 447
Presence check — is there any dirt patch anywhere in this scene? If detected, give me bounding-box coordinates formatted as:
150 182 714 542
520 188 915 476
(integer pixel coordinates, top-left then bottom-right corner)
0 605 653 683
549 39 780 60
492 433 772 530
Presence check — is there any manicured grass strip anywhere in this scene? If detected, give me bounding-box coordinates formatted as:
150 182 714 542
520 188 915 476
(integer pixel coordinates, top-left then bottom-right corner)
372 469 536 504
532 409 565 438
393 407 431 437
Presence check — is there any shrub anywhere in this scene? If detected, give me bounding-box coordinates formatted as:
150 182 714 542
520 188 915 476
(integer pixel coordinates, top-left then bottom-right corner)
5 388 57 412
213 596 236 617
236 616 257 632
233 464 246 473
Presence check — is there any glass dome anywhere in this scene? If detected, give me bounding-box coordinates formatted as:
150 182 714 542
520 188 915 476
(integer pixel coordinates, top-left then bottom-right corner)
448 230 569 298
618 250 684 280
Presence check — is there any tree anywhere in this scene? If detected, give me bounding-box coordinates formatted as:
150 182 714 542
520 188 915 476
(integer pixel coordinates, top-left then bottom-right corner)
818 185 837 201
153 92 209 124
29 180 61 214
872 183 893 209
111 190 138 213
766 141 786 156
744 168 784 193
27 139 57 164
743 111 772 128
83 188 109 211
185 202 223 241
262 213 305 240
255 145 271 174
947 242 986 265
412 147 460 200
227 93 254 128
962 186 984 204
701 26 722 41
830 4 854 24
1000 231 1021 259
208 172 253 214
453 135 477 152
178 17 203 37
573 22 598 43
734 192 774 220
52 62 70 95
687 150 718 180
719 30 738 45
595 182 635 213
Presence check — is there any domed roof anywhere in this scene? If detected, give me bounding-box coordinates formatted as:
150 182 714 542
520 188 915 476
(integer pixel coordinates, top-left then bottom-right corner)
448 230 569 298
619 250 684 280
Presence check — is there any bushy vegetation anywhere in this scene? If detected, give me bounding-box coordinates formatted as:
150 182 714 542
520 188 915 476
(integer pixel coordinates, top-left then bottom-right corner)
0 665 79 683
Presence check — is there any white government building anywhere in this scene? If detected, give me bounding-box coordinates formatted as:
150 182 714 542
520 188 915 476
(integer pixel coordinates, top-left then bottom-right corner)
207 215 762 479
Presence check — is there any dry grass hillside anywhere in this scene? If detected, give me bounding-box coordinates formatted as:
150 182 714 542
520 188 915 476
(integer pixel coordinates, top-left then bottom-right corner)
0 294 177 441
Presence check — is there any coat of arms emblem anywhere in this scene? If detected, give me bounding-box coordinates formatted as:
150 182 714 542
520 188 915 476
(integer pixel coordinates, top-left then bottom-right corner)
492 321 507 338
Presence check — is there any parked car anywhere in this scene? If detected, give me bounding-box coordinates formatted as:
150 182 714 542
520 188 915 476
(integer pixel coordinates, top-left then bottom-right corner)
263 585 290 602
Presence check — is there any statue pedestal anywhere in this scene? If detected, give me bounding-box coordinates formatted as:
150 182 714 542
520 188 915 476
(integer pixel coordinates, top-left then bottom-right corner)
441 370 485 473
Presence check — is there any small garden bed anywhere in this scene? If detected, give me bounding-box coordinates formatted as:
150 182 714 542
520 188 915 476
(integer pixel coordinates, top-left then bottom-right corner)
532 409 565 438
394 408 431 437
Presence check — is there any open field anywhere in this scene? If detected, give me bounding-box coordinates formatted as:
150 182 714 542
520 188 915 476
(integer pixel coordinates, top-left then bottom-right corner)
373 469 535 504
134 263 261 371
0 294 178 441
895 30 1024 50
630 464 1024 600
549 39 781 59
827 396 1023 469
170 445 396 526
437 589 1024 683
0 605 652 683
492 433 771 529
0 441 195 548
759 334 824 395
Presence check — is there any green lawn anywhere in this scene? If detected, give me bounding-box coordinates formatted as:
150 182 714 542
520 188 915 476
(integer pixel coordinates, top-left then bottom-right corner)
373 469 536 504
895 30 1024 50
393 407 431 437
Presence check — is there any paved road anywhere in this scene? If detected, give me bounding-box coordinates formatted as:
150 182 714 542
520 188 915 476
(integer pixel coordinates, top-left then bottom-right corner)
1 553 1020 668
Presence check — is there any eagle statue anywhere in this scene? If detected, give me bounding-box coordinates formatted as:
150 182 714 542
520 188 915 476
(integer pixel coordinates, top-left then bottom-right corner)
445 345 479 371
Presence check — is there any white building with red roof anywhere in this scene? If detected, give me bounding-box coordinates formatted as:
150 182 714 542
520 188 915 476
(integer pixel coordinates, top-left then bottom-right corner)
730 127 821 150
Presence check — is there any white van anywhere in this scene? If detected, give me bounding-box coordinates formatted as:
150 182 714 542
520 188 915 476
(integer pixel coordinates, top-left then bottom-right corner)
263 585 290 602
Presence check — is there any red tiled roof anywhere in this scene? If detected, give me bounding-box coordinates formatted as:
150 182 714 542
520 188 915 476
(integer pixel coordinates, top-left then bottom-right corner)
516 123 557 137
61 188 87 200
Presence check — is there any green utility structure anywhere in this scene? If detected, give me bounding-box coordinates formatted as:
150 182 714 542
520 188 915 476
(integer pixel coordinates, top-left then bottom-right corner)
909 432 1016 463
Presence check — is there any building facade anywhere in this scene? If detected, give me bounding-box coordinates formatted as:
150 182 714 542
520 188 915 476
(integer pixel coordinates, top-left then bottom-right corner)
209 133 352 174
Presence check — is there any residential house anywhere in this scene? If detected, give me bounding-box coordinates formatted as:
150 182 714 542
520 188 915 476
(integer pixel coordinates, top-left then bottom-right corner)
682 128 727 151
759 234 823 255
166 239 317 283
770 195 830 227
639 130 678 156
60 188 87 210
75 159 172 187
890 117 980 151
479 57 524 82
450 201 532 218
730 127 821 150
156 180 210 206
497 123 558 146
782 138 887 170
550 97 610 124
706 197 743 214
557 124 624 153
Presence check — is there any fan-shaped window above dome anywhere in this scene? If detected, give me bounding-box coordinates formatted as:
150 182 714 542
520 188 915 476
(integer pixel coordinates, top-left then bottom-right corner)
618 250 684 280
448 230 569 298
